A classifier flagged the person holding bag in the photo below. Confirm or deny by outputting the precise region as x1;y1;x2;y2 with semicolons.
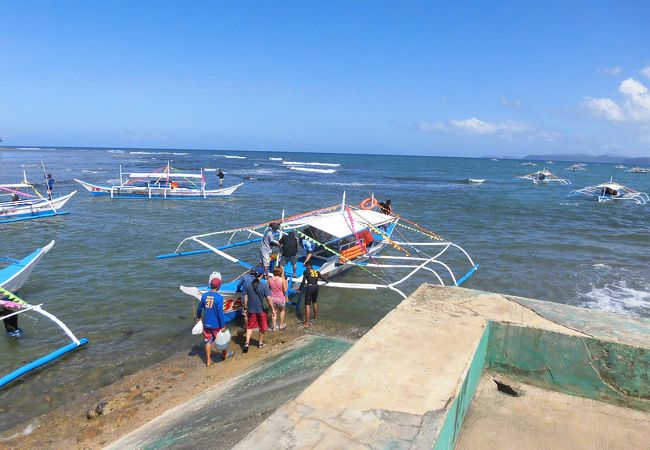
196;275;233;366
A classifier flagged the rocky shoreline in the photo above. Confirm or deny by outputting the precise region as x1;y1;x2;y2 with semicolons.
0;317;365;449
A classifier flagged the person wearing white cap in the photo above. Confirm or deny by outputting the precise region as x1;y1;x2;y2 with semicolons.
196;272;232;366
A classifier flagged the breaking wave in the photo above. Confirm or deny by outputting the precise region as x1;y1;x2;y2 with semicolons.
214;154;247;159
129;151;188;156
289;167;337;174
269;157;283;161
579;280;650;316
283;161;340;167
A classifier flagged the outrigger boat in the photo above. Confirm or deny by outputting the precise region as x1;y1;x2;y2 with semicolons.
1;244;88;388
75;163;243;199
157;195;479;323
0;241;55;293
0;172;76;224
624;167;649;174
566;163;586;172
568;178;649;204
515;168;571;185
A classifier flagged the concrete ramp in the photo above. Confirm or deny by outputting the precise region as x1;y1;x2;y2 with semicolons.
235;285;650;449
105;336;351;450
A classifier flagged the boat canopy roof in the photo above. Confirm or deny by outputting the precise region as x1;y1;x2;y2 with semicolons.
128;172;204;179
283;209;393;239
0;183;32;188
598;182;623;190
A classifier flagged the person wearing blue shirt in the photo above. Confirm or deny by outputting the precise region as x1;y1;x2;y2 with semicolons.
197;276;232;366
301;238;315;265
46;174;54;200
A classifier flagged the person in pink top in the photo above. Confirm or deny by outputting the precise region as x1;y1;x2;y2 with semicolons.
269;266;288;331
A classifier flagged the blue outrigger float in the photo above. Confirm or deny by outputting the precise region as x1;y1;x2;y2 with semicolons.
0;243;88;388
158;195;479;324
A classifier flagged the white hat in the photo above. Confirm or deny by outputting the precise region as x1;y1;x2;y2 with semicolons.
209;271;222;283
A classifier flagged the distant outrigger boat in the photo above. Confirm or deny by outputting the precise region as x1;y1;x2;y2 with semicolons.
0;172;76;224
624;167;649;174
515;168;571;185
0;244;88;388
565;163;586;172
75;163;243;199
568;178;649;204
158;195;479;323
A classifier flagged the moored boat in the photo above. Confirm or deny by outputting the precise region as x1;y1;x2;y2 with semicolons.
568;178;649;204
565;163;586;172
75;163;243;199
158;195;479;324
0;172;76;223
0;241;55;293
515;168;571;185
624;167;649;173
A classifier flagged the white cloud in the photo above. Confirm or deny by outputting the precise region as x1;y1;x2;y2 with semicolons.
602;66;623;76
583;97;624;121
640;66;650;79
584;77;650;123
450;117;499;134
418;117;559;141
619;78;650;120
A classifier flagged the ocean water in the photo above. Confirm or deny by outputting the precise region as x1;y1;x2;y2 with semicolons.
1;147;649;431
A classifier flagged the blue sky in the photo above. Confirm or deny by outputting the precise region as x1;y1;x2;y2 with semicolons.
1;1;649;156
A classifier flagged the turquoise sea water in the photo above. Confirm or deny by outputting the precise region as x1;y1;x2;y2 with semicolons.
1;147;649;431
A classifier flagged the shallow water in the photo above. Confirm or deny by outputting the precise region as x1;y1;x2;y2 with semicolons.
1;148;649;431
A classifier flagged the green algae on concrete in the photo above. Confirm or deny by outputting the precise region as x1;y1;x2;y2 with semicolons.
433;322;491;450
106;336;352;450
486;322;650;411
510;296;650;348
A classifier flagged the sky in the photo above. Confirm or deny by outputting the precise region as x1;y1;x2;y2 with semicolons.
1;1;649;157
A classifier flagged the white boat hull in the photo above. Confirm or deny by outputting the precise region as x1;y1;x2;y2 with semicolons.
75;179;242;199
0;192;76;223
0;241;55;293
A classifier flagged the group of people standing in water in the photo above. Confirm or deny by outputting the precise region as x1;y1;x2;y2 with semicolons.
194;199;393;367
194;222;327;366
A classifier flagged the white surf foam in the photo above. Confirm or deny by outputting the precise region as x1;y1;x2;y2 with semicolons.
316;181;375;187
129;151;188;156
269;157;283;161
107;150;125;154
214;154;247;159
282;161;341;167
580;280;650;316
289;167;337;174
82;169;101;174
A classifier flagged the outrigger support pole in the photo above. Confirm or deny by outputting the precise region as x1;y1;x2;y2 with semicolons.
0;287;88;389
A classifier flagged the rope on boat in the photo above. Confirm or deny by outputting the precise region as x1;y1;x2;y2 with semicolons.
393;216;444;241
292;228;391;285
0;185;39;199
348;206;411;256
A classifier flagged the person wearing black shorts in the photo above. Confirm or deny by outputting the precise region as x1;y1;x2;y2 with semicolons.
299;260;328;328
